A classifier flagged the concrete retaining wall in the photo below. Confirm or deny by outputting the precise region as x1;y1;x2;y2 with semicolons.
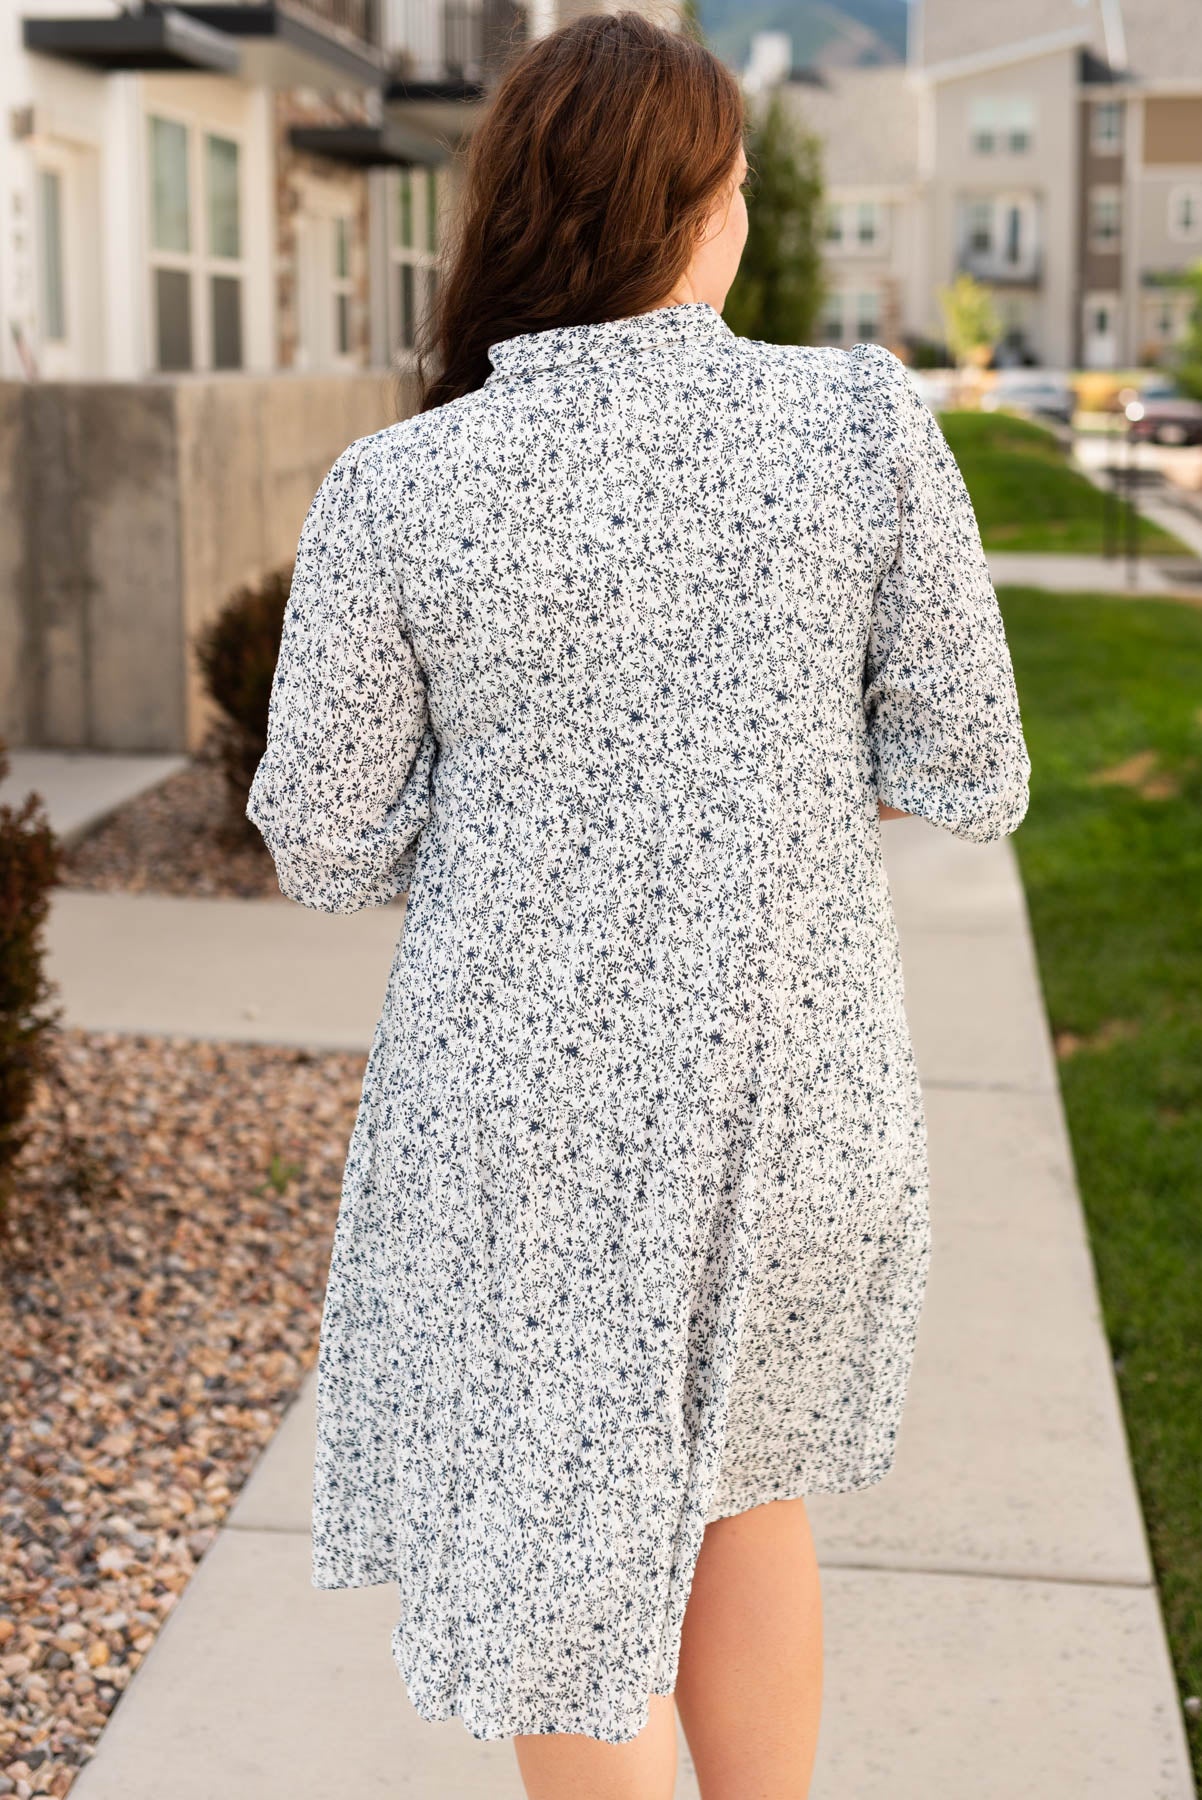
1;368;418;753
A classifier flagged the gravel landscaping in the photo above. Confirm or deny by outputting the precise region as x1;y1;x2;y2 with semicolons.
0;1027;364;1797
58;755;279;901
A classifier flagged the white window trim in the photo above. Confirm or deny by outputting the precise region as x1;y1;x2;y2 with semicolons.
144;103;247;374
294;173;359;373
1090;99;1124;155
853;289;881;340
819;290;845;344
968;94;1036;157
1168;182;1202;243
389;165;441;360
32;142;77;371
823;196;890;259
1087;184;1122;252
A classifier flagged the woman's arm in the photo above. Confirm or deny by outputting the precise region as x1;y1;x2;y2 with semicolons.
854;343;1031;843
878;801;909;820
246;435;436;913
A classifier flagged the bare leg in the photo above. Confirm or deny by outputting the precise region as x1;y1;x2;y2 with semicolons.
674;1497;823;1800
513;1692;678;1800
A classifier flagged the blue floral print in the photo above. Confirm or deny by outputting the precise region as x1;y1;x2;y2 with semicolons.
246;300;1031;1744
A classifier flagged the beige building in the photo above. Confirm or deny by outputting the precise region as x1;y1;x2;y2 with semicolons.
1;0;678;753
762;0;1202;369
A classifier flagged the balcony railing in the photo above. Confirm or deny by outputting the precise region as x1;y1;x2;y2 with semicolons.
307;0;381;44
443;0;525;80
957;248;1044;289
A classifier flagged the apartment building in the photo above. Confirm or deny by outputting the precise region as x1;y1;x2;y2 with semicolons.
0;0;533;382
0;0;678;754
764;0;1202;369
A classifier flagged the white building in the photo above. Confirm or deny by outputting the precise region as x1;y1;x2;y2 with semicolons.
759;0;1202;369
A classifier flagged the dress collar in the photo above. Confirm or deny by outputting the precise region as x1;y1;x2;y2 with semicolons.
486;300;734;378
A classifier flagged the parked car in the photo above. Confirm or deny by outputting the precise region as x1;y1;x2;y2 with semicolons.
1126;382;1202;446
981;373;1076;426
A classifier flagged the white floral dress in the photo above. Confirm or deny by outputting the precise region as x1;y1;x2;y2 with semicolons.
247;301;1031;1744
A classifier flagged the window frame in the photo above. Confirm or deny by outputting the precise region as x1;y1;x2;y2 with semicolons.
1168;183;1202;244
1090;99;1125;155
1088;184;1122;252
969;95;1035;157
145;105;247;374
389;164;442;360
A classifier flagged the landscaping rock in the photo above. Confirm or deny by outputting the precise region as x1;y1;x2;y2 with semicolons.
0;1028;362;1793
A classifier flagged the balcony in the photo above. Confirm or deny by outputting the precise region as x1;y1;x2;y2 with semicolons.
167;0;389;84
304;0;381;44
388;0;526;96
957;247;1044;289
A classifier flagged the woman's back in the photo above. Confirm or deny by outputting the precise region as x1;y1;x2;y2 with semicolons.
244;10;1031;1764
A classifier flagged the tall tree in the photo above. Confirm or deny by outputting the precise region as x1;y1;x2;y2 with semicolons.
723;90;826;347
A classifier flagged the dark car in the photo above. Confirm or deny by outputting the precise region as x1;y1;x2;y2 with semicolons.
1126;383;1202;446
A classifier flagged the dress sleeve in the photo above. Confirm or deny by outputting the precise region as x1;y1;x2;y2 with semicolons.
246;433;437;913
852;341;1031;844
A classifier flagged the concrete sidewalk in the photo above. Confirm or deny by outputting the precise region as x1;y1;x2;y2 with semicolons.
0;750;188;848
51;817;1193;1799
987;548;1201;596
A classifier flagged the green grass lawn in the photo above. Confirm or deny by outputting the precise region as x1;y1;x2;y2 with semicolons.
999;585;1202;1783
941;410;1192;557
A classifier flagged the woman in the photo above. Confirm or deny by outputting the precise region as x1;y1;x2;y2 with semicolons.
247;12;1031;1799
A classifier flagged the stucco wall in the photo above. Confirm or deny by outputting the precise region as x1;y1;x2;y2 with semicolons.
1;369;416;753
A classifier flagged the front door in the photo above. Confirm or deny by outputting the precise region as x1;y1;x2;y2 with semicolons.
1083;294;1121;369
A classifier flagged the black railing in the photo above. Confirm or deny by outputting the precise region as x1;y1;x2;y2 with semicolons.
286;0;382;47
443;0;525;79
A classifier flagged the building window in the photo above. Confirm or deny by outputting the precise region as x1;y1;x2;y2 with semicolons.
967;199;993;255
36;166;67;343
1088;186;1122;250
1168;184;1202;242
1004;204;1022;264
1091;99;1124;154
820;293;843;343
856;201;879;248
824;203;843;246
206;132;242;369
969;96;1034;156
148;112;244;373
333;214;353;357
390;165;441;356
854;290;880;342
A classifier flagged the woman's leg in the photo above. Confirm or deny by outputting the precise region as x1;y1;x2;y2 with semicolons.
674;1496;823;1800
513;1693;678;1800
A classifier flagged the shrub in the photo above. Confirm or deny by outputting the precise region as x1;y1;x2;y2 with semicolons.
0;737;63;1214
193;564;292;846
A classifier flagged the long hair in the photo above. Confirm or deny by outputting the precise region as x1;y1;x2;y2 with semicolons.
416;10;745;412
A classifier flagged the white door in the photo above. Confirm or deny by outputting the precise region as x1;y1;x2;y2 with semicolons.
32;141;99;377
294;185;355;372
295;213;330;371
1083;294;1121;369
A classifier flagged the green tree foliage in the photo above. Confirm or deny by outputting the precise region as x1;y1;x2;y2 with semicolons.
937;272;1001;369
677;0;704;41
1171;262;1202;400
723;91;826;347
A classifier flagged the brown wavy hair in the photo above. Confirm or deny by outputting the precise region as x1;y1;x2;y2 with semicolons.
416;9;745;412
